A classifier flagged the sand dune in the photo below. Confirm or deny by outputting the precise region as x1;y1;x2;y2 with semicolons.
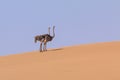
0;41;120;80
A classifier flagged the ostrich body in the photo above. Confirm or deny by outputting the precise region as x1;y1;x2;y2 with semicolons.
35;26;55;52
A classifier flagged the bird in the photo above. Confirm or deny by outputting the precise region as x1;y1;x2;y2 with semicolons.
34;26;55;52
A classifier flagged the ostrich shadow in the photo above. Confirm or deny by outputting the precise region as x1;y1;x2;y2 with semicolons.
48;48;63;51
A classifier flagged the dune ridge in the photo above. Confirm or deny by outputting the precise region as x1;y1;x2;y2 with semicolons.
0;41;120;80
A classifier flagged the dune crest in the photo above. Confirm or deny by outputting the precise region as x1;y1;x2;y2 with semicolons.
0;41;120;80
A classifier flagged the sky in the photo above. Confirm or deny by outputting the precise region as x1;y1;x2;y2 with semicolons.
0;0;120;55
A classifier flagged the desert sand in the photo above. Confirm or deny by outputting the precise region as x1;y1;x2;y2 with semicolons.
0;41;120;80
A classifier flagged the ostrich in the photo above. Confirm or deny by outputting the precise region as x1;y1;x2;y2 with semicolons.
34;26;55;52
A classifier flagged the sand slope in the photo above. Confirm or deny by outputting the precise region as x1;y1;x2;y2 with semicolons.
0;42;120;80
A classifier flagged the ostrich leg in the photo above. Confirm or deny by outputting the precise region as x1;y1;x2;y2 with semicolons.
44;42;47;51
40;42;43;52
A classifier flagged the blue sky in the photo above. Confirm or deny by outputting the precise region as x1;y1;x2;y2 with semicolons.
0;0;120;55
